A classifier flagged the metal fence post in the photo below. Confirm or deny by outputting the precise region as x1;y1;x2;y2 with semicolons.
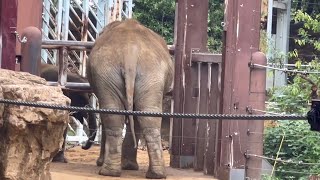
20;27;42;76
80;0;89;77
58;46;68;86
41;0;51;64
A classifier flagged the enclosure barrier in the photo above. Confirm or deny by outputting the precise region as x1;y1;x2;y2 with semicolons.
0;98;308;120
41;39;176;89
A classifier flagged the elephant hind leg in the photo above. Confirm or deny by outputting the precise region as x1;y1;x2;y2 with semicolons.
97;94;126;177
122;116;140;170
135;94;166;179
96;122;105;167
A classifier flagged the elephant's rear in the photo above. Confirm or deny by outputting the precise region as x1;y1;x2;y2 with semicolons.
87;19;173;96
86;19;173;179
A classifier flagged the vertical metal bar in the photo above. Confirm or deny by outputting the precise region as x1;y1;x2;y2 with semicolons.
169;2;179;153
173;2;178;47
62;0;70;41
80;0;89;77
204;63;219;175
266;0;275;90
58;46;67;86
171;1;183;168
56;0;63;40
194;62;205;171
106;0;113;24
118;0;123;21
112;0;117;21
169;98;174;152
59;0;70;83
127;0;133;18
41;0;51;64
52;0;63;65
97;0;107;32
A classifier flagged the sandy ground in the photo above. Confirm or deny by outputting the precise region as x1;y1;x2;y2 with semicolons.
50;145;216;180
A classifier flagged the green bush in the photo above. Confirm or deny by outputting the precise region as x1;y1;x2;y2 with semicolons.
133;0;224;52
264;8;320;180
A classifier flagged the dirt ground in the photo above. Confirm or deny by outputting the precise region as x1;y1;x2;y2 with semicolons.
50;145;216;180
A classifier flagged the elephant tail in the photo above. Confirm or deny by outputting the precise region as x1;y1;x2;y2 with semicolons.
123;45;138;149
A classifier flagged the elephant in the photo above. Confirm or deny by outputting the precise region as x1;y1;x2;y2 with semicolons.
87;19;174;179
39;63;98;162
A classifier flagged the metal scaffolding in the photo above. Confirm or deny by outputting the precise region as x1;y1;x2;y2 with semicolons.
41;0;133;76
40;0;133;145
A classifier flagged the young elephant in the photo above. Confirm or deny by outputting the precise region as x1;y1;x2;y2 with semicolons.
40;63;98;162
87;19;174;179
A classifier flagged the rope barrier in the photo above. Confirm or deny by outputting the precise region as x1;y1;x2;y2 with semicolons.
0;98;307;120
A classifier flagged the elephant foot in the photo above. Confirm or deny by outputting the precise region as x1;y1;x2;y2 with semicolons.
122;159;139;170
52;153;68;163
99;165;121;177
96;157;104;166
146;166;166;179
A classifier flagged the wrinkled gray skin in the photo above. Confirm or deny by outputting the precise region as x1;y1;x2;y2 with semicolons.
87;19;174;179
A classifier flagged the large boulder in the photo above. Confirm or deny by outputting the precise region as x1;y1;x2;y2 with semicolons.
0;69;70;180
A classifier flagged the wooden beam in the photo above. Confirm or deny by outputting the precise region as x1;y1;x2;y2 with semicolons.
273;1;286;10
191;53;222;64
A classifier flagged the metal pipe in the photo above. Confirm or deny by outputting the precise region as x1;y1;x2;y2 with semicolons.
42;39;94;47
118;0;123;21
47;81;92;90
62;0;70;41
128;0;133;18
41;40;176;55
58;47;68;86
80;0;89;77
56;0;63;40
41;0;51;63
42;44;90;50
20;27;42;76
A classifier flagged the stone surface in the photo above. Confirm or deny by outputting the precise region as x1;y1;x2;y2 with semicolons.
0;69;70;180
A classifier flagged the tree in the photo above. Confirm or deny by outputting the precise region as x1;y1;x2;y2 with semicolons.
133;0;224;52
133;0;176;44
264;7;320;179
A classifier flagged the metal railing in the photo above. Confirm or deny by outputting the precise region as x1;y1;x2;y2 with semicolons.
41;0;133;77
41;0;134;145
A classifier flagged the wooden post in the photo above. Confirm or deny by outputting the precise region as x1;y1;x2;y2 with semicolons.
171;0;210;169
216;0;266;179
0;0;18;70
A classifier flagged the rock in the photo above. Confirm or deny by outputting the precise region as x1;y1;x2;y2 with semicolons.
0;69;70;180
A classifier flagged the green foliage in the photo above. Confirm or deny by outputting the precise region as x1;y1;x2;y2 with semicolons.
133;0;176;44
207;0;224;53
133;0;224;52
267;59;320;115
264;6;320;180
293;10;320;52
264;120;320;179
